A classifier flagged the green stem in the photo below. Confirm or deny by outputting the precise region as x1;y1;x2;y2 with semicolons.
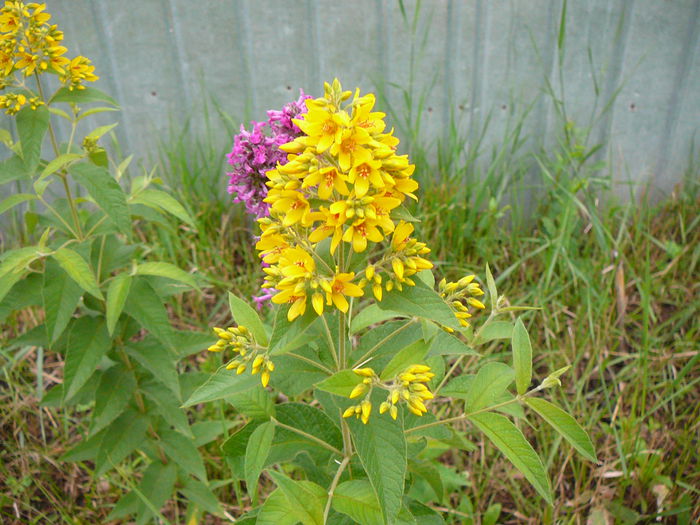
321;314;339;370
34;72;83;239
323;455;350;524
270;418;343;456
338;312;347;369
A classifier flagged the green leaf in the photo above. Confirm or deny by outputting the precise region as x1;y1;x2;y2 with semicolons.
0;193;37;215
348;413;407;524
274;403;343;452
16;104;49;175
268;305;319;355
0;271;23;306
105;273;131;335
135;262;199;291
469;412;552;504
160;429;207;481
485;263;498;311
350;303;406;334
0;246;39;279
257;488;309;525
107;461;176;523
408;460;444;501
123;277;173;350
70;162;131;236
39;153;83;180
378;281;460;330
130;188;195;227
268;471;326;525
512;318;533;395
314;369;363;397
179;478;223;516
333;480;384;525
380;338;430;380
85;122;118;141
125;337;181;399
89;363;136;435
0;155;27;184
140;379;193;438
475;320;513;343
228;384;275;419
525;397;597;462
52;247;104;300
428;330;478;356
95;408;149;476
182;367;259;407
464;362;514;412
245;421;275;492
63;317;111;400
228;292;268;346
42;258;83;343
50;86;119;106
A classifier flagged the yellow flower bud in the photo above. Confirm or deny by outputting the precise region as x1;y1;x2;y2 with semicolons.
390;405;398;420
458;275;475;287
365;265;375;280
467;297;486;309
342;406;356;418
261;370;270;387
391;390;400;405
379;402;390;414
353;367;375;377
361;400;372;424
349;383;368;399
236;364;246;375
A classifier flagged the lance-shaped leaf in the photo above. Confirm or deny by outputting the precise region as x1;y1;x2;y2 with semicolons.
42;258;83;343
314;369;363;397
469;412;552;504
16;104;49;175
52;247;104;300
350;303;406;334
123;277;173;350
0;193;37;215
267;471;326;525
348;413;407;524
70;162;131;236
512;318;533;395
229;292;268;346
135;262;199;291
106;461;177;523
380;338;430;380
63;317;111;401
50;85;119;106
332;480;384;525
428;329;479;356
130;188;195;227
378;281;460;330
525;397;597;462
95;408;149;476
183;367;259;407
245;421;275;493
89;363;136;436
125;337;181;399
160;429;207;481
105;273;131;335
485;263;498;311
268;305;318;355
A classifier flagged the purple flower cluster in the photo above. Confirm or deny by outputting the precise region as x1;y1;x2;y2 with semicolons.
226;90;311;308
225;90;311;218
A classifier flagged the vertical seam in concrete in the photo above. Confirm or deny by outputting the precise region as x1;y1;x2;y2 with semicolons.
596;0;634;156
444;0;458;141
654;0;700;181
306;0;322;89
375;0;392;104
469;0;487;144
233;0;256;120
163;0;190;110
91;2;133;155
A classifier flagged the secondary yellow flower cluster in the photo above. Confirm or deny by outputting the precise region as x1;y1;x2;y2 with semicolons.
438;275;486;329
343;365;435;424
208;325;274;387
0;2;98;113
257;79;433;321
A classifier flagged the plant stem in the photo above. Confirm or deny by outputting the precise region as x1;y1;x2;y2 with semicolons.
338;312;347;369
323;455;350;524
270;418;343;456
34;72;84;239
321;314;339;370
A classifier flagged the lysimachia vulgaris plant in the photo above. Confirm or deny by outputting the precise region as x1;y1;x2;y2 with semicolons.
1;3;219;523
192;79;597;523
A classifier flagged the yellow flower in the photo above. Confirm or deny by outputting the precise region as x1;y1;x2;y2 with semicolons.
303;166;349;200
342;218;383;253
330;126;372;172
267;189;310;226
322;272;364;313
347;158;383;198
391;221;414;251
294;106;346;153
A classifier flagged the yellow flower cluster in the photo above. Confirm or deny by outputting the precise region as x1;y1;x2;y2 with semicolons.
257;79;433;321
0;2;97;113
342;365;435;424
207;325;274;387
438;275;486;329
